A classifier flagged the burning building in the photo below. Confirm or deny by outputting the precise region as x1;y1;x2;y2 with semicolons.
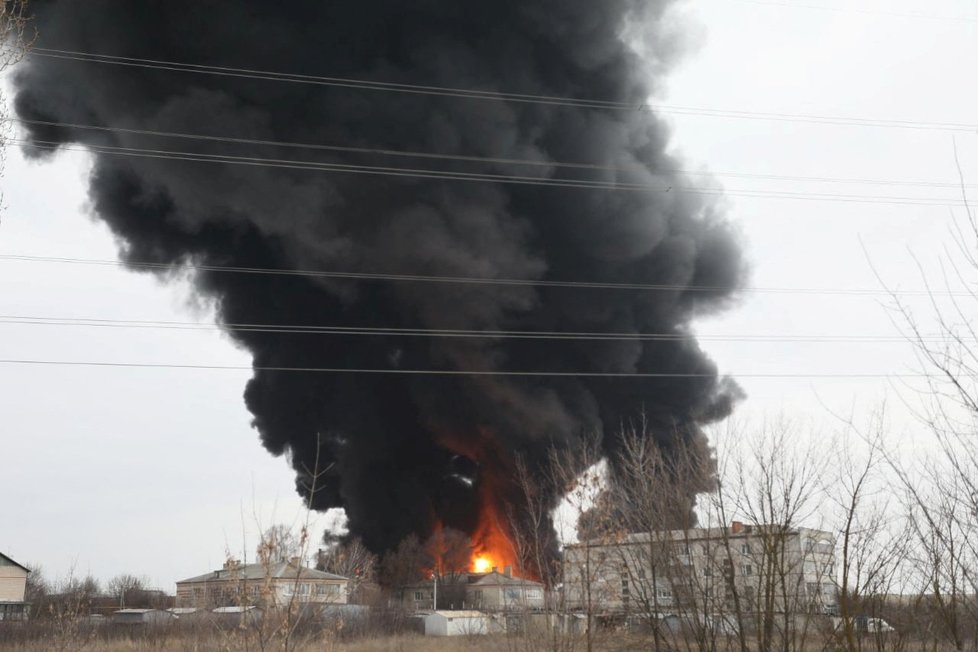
13;1;745;578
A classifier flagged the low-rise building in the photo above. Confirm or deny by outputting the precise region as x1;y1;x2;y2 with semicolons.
424;610;501;636
175;559;348;608
563;522;837;618
111;609;176;626
0;552;30;622
402;567;546;612
467;569;545;611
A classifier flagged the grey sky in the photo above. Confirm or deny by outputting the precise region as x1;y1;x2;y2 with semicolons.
1;0;976;592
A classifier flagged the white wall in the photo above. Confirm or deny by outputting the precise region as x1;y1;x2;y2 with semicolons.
0;566;27;602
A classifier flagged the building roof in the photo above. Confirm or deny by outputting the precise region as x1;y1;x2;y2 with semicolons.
566;524;834;549
177;561;348;584
0;552;30;573
469;571;543;588
429;610;487;619
214;606;261;614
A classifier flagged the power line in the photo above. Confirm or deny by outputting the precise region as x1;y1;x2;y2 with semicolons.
12;117;977;191
720;0;978;22
24;46;978;133
2;253;973;297
11;138;969;208
0;357;952;378
0;314;959;343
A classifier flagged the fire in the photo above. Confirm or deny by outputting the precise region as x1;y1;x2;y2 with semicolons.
473;555;492;573
436;428;538;580
467;472;528;576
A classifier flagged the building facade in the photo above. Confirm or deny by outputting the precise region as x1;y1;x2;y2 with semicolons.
467;570;546;611
423;610;500;636
175;559;348;608
0;552;30;622
403;567;546;612
563;522;837;618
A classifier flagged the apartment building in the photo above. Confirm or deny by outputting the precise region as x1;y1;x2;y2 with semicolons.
175;559;348;608
402;567;546;612
563;522;837;617
0;552;30;621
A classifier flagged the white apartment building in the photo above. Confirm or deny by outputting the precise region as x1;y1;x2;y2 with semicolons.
176;559;348;608
0;552;30;621
563;522;837;617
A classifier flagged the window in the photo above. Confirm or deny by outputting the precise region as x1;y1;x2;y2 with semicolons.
637;569;646;580
807;582;820;597
741;543;751;555
657;585;672;599
621;579;630;596
473;590;483;601
741;564;753;576
414;591;423;601
704;567;713;577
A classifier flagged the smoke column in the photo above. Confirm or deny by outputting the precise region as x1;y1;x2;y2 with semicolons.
14;1;745;570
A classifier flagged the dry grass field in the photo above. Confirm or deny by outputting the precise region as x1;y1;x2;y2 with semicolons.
0;632;559;652
0;629;649;652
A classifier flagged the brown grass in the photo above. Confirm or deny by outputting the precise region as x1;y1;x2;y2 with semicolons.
0;631;510;652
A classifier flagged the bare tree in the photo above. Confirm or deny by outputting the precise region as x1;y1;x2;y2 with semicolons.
709;418;829;652
258;524;305;564
0;0;35;217
820;413;909;652
106;573;150;608
23;563;48;607
876;148;978;651
317;537;377;601
612;419;707;652
379;533;432;597
547;431;613;652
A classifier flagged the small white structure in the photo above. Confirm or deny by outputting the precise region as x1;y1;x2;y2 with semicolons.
112;609;175;625
424;610;496;636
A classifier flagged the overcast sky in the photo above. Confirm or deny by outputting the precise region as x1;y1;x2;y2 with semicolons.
2;0;977;592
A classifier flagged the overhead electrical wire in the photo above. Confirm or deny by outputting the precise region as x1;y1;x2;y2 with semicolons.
4;48;970;383
2;253;974;297
720;0;978;22
0;357;956;379
9;138;969;208
23;46;978;133
0;314;961;344
10;116;977;191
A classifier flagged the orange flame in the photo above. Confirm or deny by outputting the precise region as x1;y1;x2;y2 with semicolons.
435;428;536;580
472;555;492;574
468;487;520;574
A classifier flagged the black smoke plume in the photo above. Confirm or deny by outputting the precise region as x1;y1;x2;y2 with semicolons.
14;1;745;573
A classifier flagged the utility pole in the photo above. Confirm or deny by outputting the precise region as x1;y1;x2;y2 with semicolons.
433;571;438;610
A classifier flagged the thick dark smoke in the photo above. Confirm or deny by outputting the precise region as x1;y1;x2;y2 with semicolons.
14;1;745;568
